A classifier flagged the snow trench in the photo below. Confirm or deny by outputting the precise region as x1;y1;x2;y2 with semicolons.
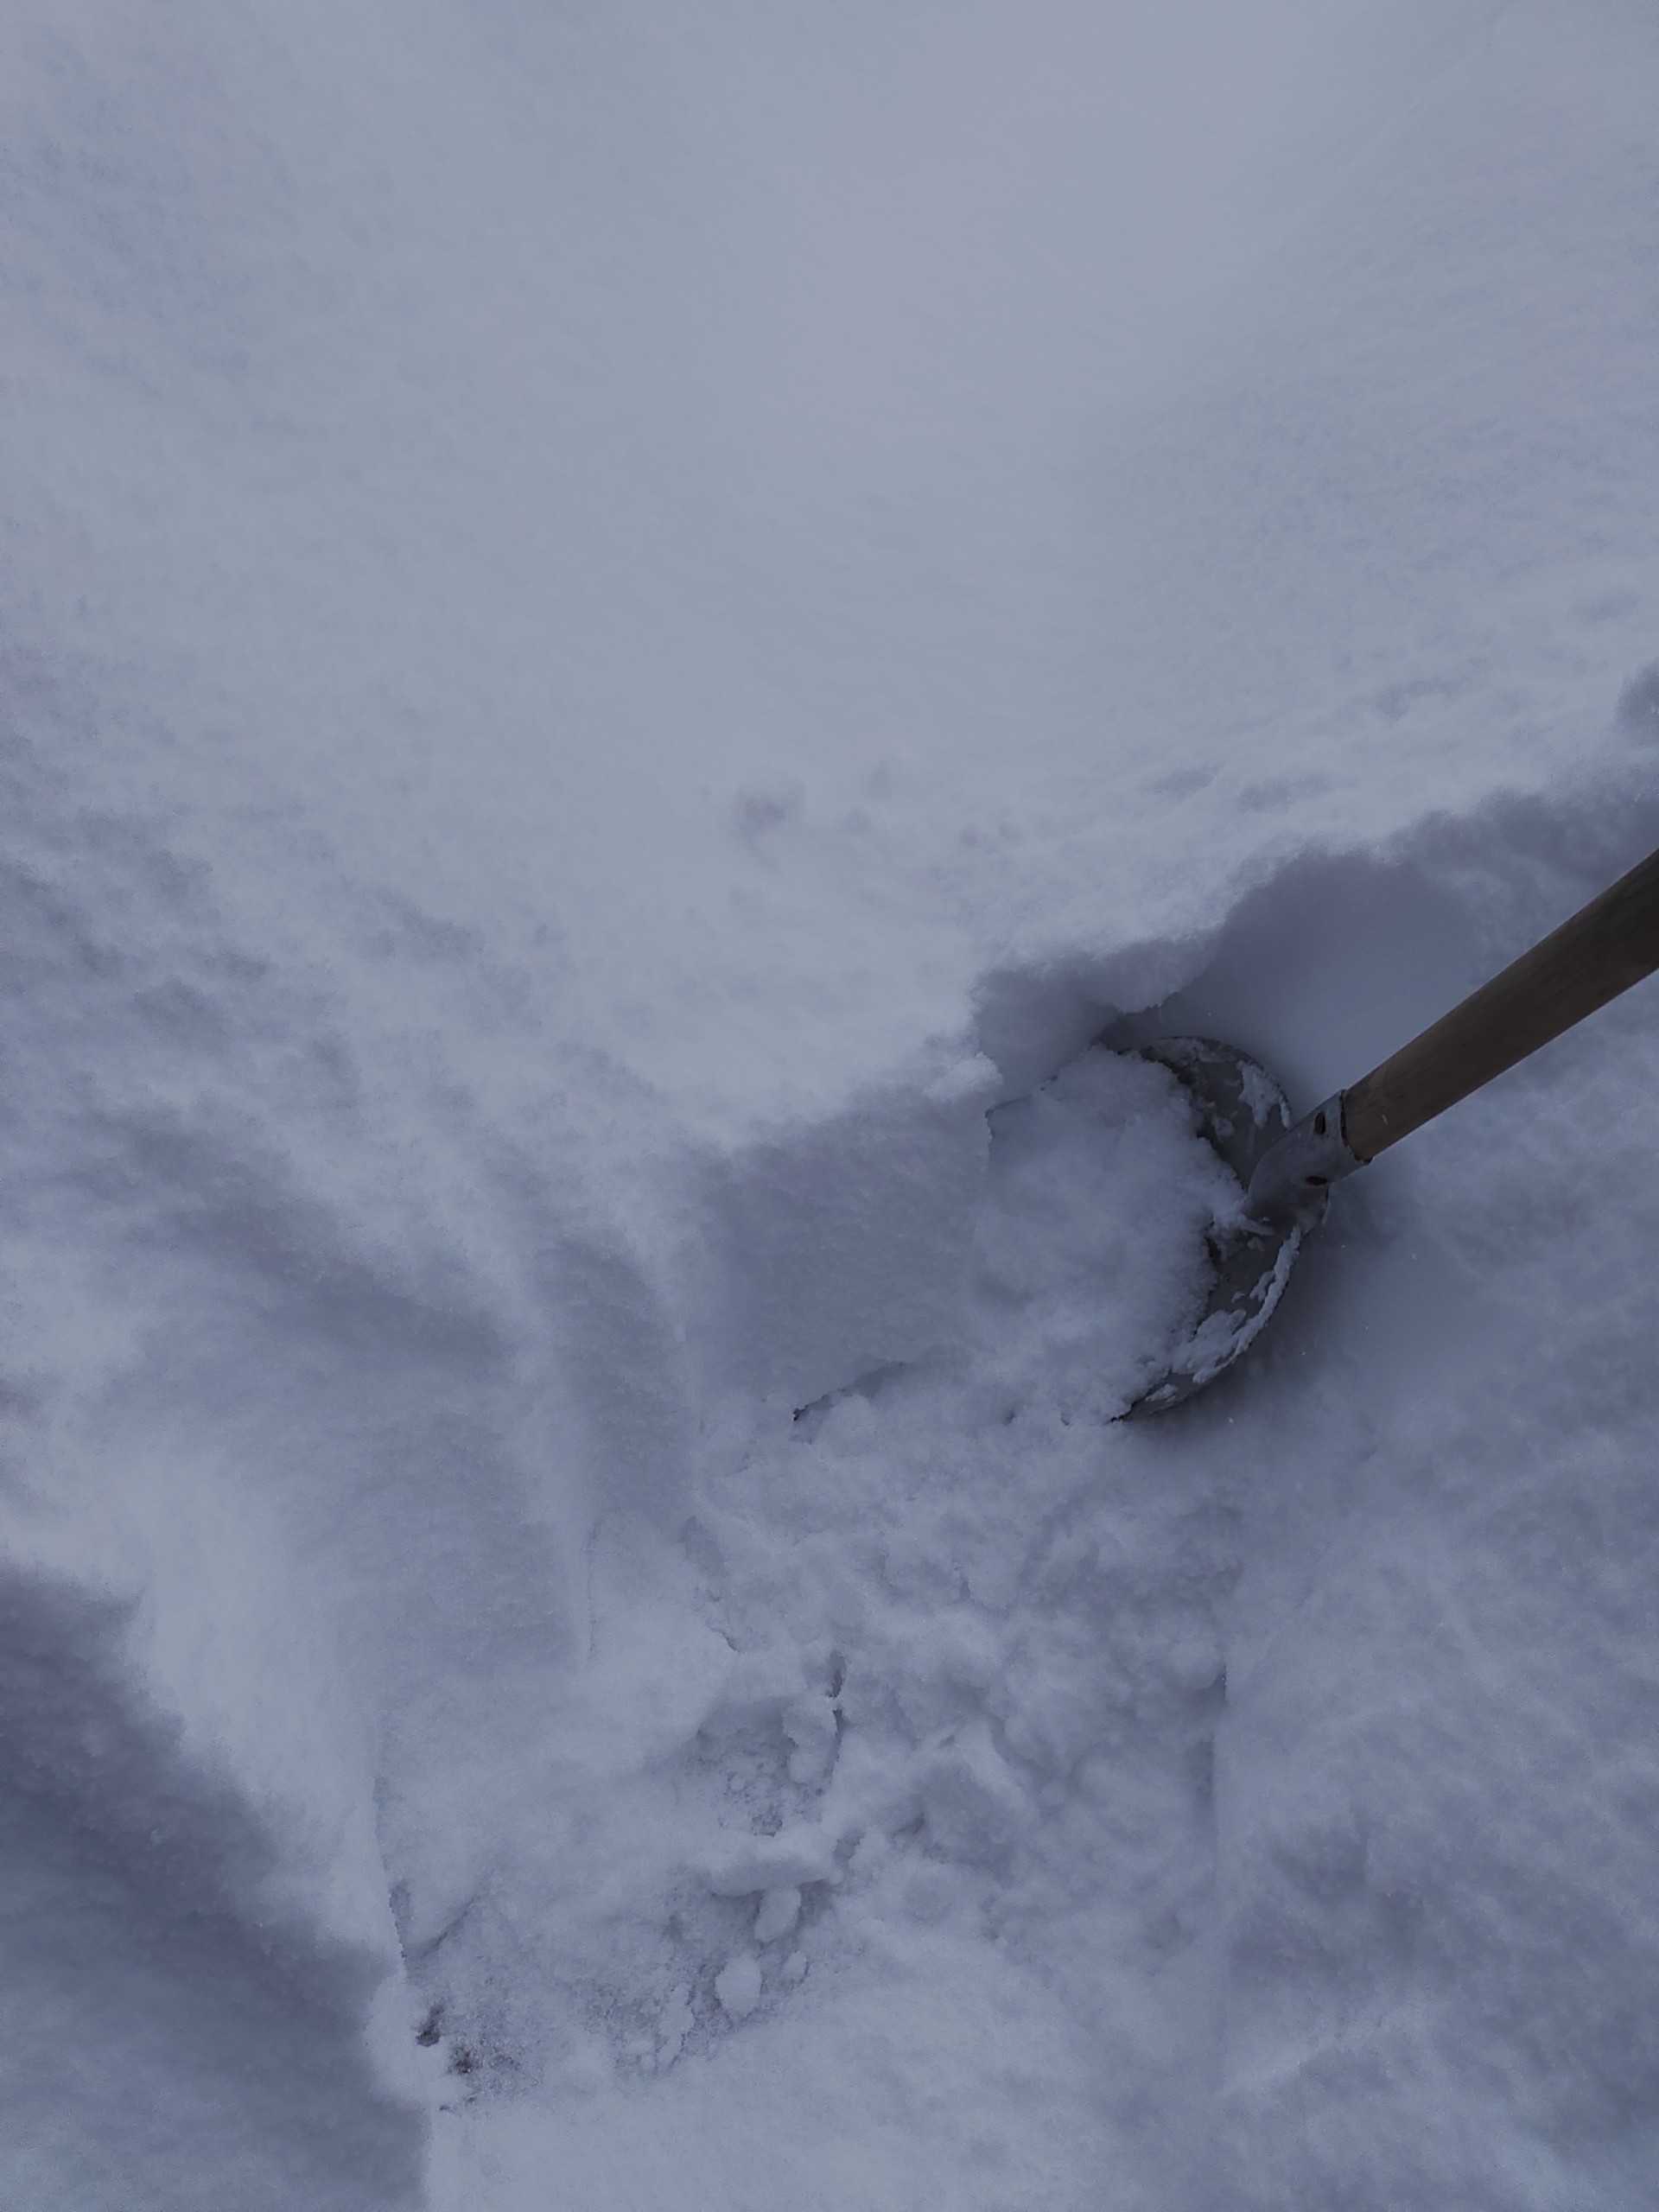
10;728;1659;2209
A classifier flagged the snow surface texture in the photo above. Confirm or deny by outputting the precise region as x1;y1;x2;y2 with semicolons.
5;2;1659;2206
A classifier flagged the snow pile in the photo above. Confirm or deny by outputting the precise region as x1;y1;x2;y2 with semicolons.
416;1051;1238;2209
4;0;1659;2207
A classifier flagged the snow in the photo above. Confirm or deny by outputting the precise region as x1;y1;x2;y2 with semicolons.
5;0;1659;2206
712;1955;763;2024
753;1887;802;1945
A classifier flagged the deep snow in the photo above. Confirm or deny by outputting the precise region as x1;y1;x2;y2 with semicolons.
4;2;1659;2207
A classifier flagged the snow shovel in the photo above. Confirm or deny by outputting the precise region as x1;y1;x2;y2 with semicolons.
1126;842;1659;1414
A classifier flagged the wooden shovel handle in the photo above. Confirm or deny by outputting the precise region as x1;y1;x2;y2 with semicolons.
1344;843;1659;1161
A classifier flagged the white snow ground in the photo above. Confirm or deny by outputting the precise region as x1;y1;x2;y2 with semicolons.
4;2;1659;2206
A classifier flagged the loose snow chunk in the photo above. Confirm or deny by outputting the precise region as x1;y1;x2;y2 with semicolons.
701;1821;836;1897
714;1955;763;2020
754;1885;803;1943
970;1047;1243;1417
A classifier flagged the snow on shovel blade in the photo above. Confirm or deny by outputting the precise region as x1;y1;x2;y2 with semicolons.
1122;1037;1321;1416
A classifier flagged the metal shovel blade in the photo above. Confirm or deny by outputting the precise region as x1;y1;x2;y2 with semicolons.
1123;1038;1321;1417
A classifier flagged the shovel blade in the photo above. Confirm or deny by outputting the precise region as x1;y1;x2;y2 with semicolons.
1123;1038;1318;1416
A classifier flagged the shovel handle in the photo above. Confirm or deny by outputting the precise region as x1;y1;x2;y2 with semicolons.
1343;842;1659;1160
